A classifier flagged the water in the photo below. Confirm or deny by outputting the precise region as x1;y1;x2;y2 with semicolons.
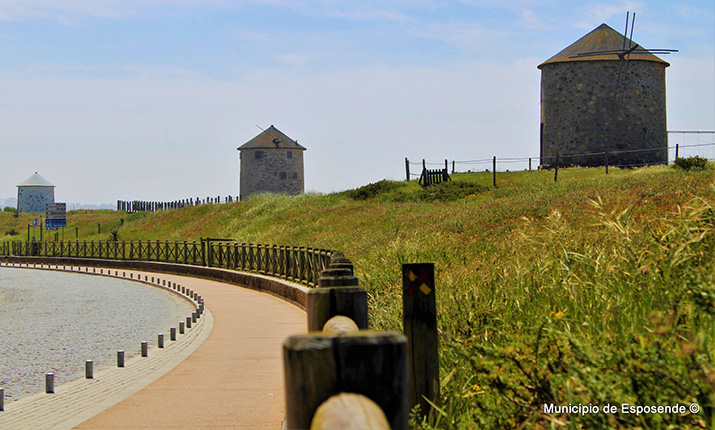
0;268;194;402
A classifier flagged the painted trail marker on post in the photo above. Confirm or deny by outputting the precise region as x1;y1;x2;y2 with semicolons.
402;263;439;419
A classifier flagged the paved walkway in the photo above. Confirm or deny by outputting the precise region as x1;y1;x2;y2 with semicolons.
0;265;307;429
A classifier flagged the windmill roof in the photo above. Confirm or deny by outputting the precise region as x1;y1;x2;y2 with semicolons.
538;23;669;68
237;125;306;151
17;172;55;187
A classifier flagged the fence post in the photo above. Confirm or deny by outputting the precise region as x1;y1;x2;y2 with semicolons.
405;158;410;181
554;153;559;182
492;156;497;188
529;157;532;171
402;263;439;420
605;151;609;174
284;332;408;430
675;143;679;161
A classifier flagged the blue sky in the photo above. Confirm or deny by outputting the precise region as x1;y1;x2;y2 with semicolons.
1;0;713;205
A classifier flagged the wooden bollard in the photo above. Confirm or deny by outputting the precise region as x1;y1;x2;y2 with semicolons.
141;341;148;357
192;312;197;323
45;373;55;394
117;350;125;367
402;263;440;419
186;316;192;329
170;327;177;341
158;334;165;348
327;252;354;274
307;268;366;331
179;321;185;334
0;387;4;411
307;287;367;332
317;268;358;288
283;332;408;430
86;360;94;379
312;393;390;430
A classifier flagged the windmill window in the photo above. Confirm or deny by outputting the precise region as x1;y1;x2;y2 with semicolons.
292;172;298;179
280;172;287;180
287;151;293;159
255;151;263;160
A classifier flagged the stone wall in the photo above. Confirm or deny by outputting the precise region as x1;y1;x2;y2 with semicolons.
17;186;55;213
540;60;668;167
239;148;304;200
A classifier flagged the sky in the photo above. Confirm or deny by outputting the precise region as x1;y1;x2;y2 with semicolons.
1;0;714;206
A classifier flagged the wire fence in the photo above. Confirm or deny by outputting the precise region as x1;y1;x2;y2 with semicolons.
406;140;715;179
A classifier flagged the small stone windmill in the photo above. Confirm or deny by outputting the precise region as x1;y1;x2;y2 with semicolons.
237;125;306;200
538;13;677;168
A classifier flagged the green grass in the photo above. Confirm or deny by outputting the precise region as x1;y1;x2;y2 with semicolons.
2;164;714;428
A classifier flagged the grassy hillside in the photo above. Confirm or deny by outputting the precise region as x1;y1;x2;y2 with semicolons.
2;164;714;428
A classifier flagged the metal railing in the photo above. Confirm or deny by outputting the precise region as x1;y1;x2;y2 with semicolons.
1;240;333;287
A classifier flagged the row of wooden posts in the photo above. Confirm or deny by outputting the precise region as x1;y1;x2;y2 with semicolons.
283;253;439;429
116;195;238;213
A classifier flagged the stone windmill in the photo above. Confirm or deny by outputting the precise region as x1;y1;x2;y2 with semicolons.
538;13;677;168
237;125;306;200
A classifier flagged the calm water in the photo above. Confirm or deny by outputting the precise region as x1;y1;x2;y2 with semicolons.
0;268;194;402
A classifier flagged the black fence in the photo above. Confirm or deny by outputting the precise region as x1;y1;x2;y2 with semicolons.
406;142;715;180
1;240;333;287
117;196;238;213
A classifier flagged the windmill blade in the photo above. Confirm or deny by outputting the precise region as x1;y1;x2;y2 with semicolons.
622;11;630;51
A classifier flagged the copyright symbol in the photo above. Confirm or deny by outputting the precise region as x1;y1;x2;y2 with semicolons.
690;403;700;414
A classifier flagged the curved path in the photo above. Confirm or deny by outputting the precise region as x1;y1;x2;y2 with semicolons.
0;266;306;429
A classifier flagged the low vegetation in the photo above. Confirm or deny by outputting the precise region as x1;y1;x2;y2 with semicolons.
1;164;714;428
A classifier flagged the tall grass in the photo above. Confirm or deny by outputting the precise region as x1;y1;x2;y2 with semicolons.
1;165;713;428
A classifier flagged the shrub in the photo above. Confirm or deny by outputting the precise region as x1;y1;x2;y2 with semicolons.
3;206;16;212
5;229;19;236
347;180;402;200
673;156;709;171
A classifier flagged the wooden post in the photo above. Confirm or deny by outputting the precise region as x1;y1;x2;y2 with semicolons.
405;158;410;181
554;153;559;182
284;332;408;430
452;160;455;174
402;263;439;419
492;156;497;188
605;151;609;174
307;268;367;331
675;143;679;161
529;157;532;171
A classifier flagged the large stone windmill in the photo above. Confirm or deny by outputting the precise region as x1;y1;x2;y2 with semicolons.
538;14;676;168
